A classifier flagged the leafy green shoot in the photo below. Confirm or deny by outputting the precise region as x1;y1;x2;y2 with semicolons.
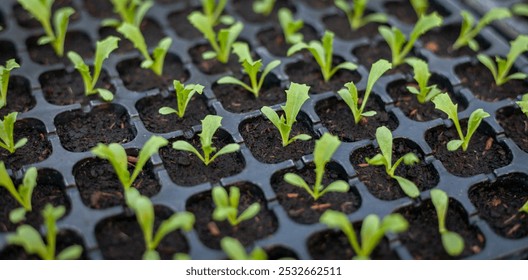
477;35;528;86
0;59;20;109
261;83;312;147
220;237;267;260
117;23;173;76
201;0;234;26
212;186;261;226
520;200;528;213
432;93;490;152
102;0;153;27
217;42;281;97
430;189;465;256
334;0;388;30
172;115;240;166
125;188;195;260
284;133;349;200
278;8;304;45
365;126;420;198
379;12;443;66
7;204;83;260
320;210;408;260
0;112;27;154
67;36;120;102
453;8;512;51
159;81;204;118
405;58;442;103
513;3;528;17
91;135;168;191
253;0;276;16
517;94;528;118
410;0;429;17
0;162;37;223
287;31;357;82
338;59;392;124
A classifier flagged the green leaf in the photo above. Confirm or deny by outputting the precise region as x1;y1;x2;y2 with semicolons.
52;7;75;57
213;207;236;222
152;211;195;248
513;4;528;17
365;153;386;166
0;162;24;208
320;180;350;196
117;23;152;66
7;225;48;259
261;106;281;130
143;249;160;260
158;107;178;115
199;115;222;157
360;214;380;257
130;136;168;187
171;81;204;118
447;140;464;151
380;213;409;233
442;231;465;256
393;176;420;198
96;88;114;101
212;186;229;208
431;189;448;231
0;59;20;108
93;36;120;87
9;208;27;224
517;94;528;117
432;93;459;122
410;0;429;17
463;109;490;151
237;203;261;223
284;173;311;191
172;140;205;163
376;126;393;170
216;22;244;63
92;142;131;189
278;8;304;44
221;237;249;260
477;54;498;82
19;167;37;210
253;0;275;16
151;37;172;75
217;76;253;92
56;245;83;260
283;83;310;130
0;112;25;154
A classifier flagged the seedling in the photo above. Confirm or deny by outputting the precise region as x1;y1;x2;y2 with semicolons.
253;0;276;16
517;94;528;118
0;59;20;109
405;58;442;103
212;186;261;226
320;210;408;260
220;237;267;260
0;112;27;154
453;8;511;51
365;126;420;198
520;200;528;213
513;4;528;17
334;0;387;30
67;36;120;102
287;31;358;82
0;162;37;223
18;0;75;57
432;93;490;152
278;8;304;45
379;12;443;66
102;0;153;27
410;0;428;17
125;188;195;260
260;83;312;146
7;204;83;260
172;115;240;166
430;189;465;256
477;35;528;86
217;42;281;97
284;133;350;200
158;81;205;118
117;22;173;76
200;0;234;26
338;59;392;124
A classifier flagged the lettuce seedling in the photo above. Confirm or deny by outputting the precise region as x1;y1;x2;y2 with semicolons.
159;81;205;118
379;12;443;66
320;210;408;260
0;162;37;223
7;204;83;260
125;188;195;260
453;8;511;51
253;0;276;16
513;3;528;17
0;112;27;154
432;93;490;152
410;0;428;17
278;8;304;45
477;35;528;86
405;58;442;103
520;200;528;213
430;189;465;256
117;23;172;76
284;133;349;200
67;36;120;102
212;186;261;226
287;31;358;82
366;126;420;198
220;236;267;260
261;83;312;147
517;94;528;118
217;42;281;97
18;0;75;57
0;59;20;109
338;59;392;124
172;115;240;166
200;0;234;26
334;0;388;30
102;0;153;27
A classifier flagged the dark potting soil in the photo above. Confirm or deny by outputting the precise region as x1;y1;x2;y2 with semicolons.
301;0;333;9
353;42;412;75
189;44;241;75
168;7;202;40
270;162;361;224
54;104;136;153
95;206;189;260
266;246;299;260
232;0;296;23
420;24;488;58
384;0;450;25
350;139;439;201
13;0;79;29
323;15;383;41
99;18;166;54
0;76;35;117
396;199;485;260
469;174;528;239
83;0;115;19
257;24;318;57
27;31;94;65
186;183;278;249
496;106;528;153
0;40;20;65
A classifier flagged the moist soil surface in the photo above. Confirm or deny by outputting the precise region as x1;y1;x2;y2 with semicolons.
232;0;295;23
384;0;450;25
27;31;93;65
257;25;318;57
189;44;241;75
302;0;333;8
83;0;115;18
353;42;412;75
496;107;528;153
420;24;486;58
99;18;166;54
0;41;19;65
168;7;201;40
0;76;35;117
323;15;383;41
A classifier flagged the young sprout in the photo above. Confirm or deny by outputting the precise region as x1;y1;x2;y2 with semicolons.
260;83;312;147
379;12;443;66
517;94;528;118
200;0;234;26
405;58;442;104
334;0;388;30
338;59;392;124
432;93;490;152
320;210;408;260
477;35;528;86
430;189;465;256
0;112;27;154
287;31;358;82
17;0;75;57
520;200;528;213
0;162;37;223
7;204;83;260
117;23;173;76
158;80;205;118
284;133;350;200
172;115;240;166
125;188;195;260
220;236;267;260
513;3;528;17
0;59;20;109
212;186;261;226
253;0;276;16
453;8;512;51
410;0;428;17
67;36;120;102
278;8;304;45
217;42;281;97
365;126;420;198
102;0;153;27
